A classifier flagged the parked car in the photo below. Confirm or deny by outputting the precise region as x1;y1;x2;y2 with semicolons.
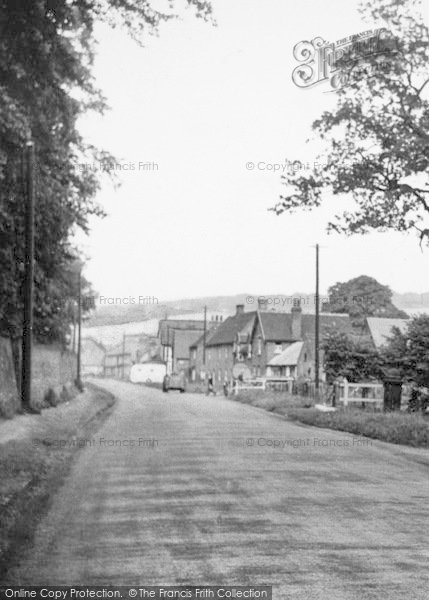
163;372;186;393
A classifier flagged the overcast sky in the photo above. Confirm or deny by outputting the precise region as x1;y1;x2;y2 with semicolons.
75;0;429;301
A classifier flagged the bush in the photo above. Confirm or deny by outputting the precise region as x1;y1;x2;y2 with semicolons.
234;389;314;411
59;385;71;403
44;388;58;407
232;388;429;447
287;407;429;447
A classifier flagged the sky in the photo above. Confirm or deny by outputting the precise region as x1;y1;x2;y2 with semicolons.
75;0;429;302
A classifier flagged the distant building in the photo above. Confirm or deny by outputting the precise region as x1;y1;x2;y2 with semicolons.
104;333;160;379
158;319;206;373
81;337;105;376
190;300;353;386
365;317;409;349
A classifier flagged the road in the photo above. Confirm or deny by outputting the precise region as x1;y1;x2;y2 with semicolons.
5;380;429;599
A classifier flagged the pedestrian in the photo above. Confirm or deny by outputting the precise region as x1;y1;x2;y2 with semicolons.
207;375;216;396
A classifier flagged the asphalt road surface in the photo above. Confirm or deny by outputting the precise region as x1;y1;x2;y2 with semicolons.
5;380;429;599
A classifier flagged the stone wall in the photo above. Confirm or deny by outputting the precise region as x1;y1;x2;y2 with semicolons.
0;338;20;417
0;337;77;417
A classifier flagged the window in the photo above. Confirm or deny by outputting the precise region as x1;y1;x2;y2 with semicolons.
257;336;262;356
192;349;197;360
274;343;282;354
208;350;211;360
225;347;228;358
218;347;222;358
304;353;307;362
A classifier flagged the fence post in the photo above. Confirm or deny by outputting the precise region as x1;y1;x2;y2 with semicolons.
343;378;349;407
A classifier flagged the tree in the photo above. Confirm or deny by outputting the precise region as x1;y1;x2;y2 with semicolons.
382;314;429;385
323;330;384;382
322;275;408;327
273;0;429;245
0;0;212;381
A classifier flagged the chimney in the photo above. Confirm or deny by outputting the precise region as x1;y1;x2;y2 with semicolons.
258;297;269;311
236;304;245;315
291;299;302;339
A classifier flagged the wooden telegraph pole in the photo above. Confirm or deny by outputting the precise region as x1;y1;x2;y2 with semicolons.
315;243;320;400
203;305;207;365
22;140;35;412
122;332;126;379
76;267;83;390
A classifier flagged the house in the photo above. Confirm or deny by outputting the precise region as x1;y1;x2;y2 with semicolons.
190;300;353;386
171;328;207;374
266;341;305;379
158;319;206;373
103;350;131;379
366;317;409;350
189;327;219;382
81;337;105;376
104;333;160;379
158;315;225;374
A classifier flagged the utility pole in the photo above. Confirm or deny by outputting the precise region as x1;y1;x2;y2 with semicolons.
122;332;126;379
22;140;35;411
203;305;207;365
76;267;83;391
315;243;320;399
171;328;175;373
167;325;170;374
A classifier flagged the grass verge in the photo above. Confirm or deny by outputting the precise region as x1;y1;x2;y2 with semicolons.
0;383;115;581
233;390;429;447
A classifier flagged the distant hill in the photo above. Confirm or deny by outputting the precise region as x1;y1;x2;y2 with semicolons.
392;292;429;309
83;291;429;329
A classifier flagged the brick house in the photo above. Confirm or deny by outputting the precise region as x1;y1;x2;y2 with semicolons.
189;301;352;386
189;325;229;382
172;329;207;374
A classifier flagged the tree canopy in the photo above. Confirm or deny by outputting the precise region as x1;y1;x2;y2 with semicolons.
322;275;408;327
382;314;429;385
0;0;212;347
323;330;384;382
273;0;429;245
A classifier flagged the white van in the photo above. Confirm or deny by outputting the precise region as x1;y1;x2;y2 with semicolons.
130;362;167;384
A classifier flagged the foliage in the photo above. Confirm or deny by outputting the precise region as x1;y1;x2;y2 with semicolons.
273;0;429;245
322;275;408;327
382;314;429;385
0;0;212;348
287;407;429;447
322;330;384;382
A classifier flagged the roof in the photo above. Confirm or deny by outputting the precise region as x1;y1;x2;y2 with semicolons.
158;319;205;345
267;342;304;366
189;327;218;349
366;317;409;349
260;311;352;342
301;313;353;339
173;329;204;359
205;310;352;346
81;337;105;351
206;312;256;346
